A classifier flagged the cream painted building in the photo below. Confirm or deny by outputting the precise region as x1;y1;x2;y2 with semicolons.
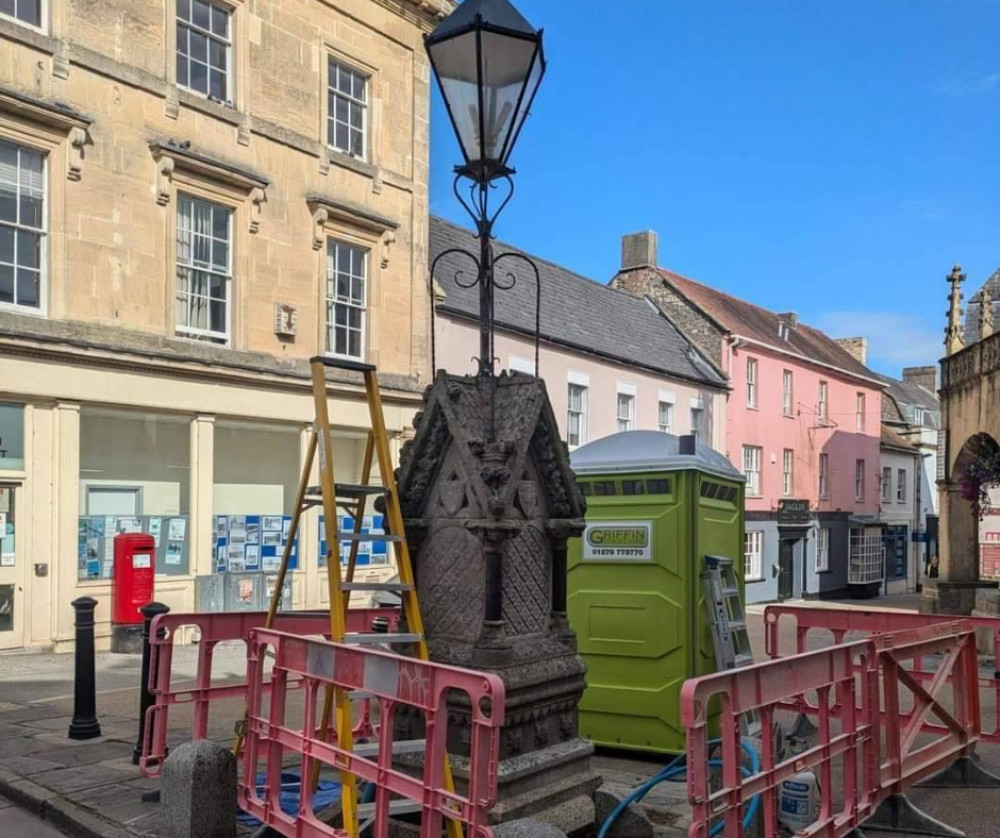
0;0;452;650
430;217;729;451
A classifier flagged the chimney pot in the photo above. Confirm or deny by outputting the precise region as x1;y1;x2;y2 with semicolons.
621;231;658;270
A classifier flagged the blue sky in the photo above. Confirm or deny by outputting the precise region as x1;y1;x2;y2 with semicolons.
428;0;1000;376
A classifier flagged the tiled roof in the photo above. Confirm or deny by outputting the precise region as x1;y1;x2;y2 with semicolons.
881;424;918;452
430;217;727;388
656;269;877;382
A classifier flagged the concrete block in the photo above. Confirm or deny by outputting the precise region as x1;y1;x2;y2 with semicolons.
161;740;236;838
494;818;568;838
971;610;996;655
594;784;654;838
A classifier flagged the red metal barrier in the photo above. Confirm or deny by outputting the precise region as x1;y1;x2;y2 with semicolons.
139;608;398;777
763;604;1000;743
239;627;505;838
682;622;984;838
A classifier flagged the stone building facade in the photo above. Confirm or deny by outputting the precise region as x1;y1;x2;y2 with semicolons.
0;0;451;650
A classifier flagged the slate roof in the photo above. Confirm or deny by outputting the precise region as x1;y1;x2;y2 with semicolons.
430;217;727;388
875;373;939;429
656;269;878;382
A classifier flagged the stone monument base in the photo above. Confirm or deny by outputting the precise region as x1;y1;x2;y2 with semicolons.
918;579;998;615
448;739;599;835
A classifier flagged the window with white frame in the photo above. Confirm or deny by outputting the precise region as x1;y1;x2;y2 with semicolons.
176;195;231;342
782;370;793;416
176;0;232;102
897;468;907;502
881;466;892;501
566;383;588;448
616;392;635;432
818;453;829;497
742;445;762;496
0;0;41;27
328;59;368;159
818;380;828;424
849;526;884;584
690;406;704;442
744;531;763;580
658;400;674;433
0;140;45;311
782;449;794;496
746;357;758;408
816;527;830;572
508;355;534;374
856;392;866;432
325;239;367;359
855;458;865;500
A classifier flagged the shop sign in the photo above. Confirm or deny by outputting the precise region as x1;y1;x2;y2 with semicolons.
583;521;653;561
777;498;810;524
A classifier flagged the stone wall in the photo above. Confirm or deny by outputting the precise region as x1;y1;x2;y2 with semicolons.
613;267;726;368
0;0;451;379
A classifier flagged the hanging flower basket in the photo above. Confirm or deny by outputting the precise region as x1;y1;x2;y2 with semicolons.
958;438;1000;520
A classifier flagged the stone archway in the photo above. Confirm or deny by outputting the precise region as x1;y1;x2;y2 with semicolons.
943;433;1000;585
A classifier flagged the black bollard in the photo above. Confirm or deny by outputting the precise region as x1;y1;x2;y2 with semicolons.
133;601;170;765
68;597;102;740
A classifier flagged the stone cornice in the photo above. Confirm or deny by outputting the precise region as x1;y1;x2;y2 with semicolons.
0;314;424;403
0;85;92;130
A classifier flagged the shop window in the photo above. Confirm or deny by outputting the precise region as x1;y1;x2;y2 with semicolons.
78;409;190;579
0;402;24;470
848;527;883;584
213;421;300;574
744;531;763;580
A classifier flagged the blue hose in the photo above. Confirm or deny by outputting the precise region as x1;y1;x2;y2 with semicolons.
596;739;761;838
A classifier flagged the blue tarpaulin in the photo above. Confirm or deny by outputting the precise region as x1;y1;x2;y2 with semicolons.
237;771;342;827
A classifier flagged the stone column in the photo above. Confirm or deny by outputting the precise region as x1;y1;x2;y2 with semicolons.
189;416;215;578
55;402;81;646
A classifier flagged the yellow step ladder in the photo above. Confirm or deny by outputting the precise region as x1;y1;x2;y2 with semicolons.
235;356;461;838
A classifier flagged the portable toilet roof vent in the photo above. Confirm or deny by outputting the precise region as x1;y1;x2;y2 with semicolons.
571;430;743;482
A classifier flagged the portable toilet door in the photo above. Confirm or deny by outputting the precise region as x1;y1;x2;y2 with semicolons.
567;430;745;755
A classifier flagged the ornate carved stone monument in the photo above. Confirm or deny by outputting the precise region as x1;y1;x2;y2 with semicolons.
396;371;600;831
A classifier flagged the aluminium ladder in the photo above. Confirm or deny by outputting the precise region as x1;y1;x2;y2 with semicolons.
701;555;761;736
233;356;462;838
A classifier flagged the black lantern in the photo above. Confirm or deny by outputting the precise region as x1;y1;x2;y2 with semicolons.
425;0;545;183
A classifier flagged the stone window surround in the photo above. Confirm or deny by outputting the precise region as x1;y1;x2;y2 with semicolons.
151;142;268;351
0;13;415;192
0;0;46;35
320;44;382;182
164;0;250;144
308;195;398;367
0;89;92;319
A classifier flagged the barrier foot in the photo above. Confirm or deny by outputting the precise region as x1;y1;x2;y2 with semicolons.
864;793;963;837
140;789;160;804
788;712;818;739
917;756;1000;789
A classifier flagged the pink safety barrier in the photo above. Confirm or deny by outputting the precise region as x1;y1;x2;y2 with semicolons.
763;604;1000;743
239;627;505;838
682;621;983;838
139;608;399;777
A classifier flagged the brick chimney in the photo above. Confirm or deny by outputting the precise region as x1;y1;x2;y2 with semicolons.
835;336;867;365
902;365;937;392
621;231;658;270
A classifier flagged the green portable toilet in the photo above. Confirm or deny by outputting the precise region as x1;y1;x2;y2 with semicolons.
568;430;745;755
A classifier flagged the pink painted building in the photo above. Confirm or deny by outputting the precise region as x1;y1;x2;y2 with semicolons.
614;231;885;602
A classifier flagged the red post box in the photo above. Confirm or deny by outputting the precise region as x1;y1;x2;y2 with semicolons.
112;533;155;626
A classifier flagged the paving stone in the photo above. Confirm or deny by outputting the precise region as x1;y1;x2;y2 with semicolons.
0;755;65;775
0;723;34;740
28;764;136;794
0;706;75;724
22;739;134;767
18;717;76;732
0;795;12;809
71;778;161;826
0;737;48;760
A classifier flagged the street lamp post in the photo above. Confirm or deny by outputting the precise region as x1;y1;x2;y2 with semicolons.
426;0;546;399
